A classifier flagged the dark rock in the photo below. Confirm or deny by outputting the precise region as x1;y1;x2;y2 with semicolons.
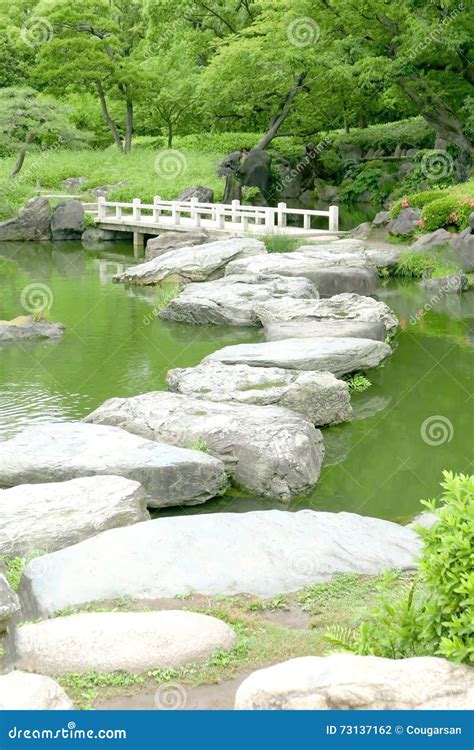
0;316;65;342
419;273;467;294
314;180;339;203
388;208;420;237
60;177;87;193
413;229;452;251
338;143;362;161
357;190;375;203
177;186;214;203
50;201;85;241
372;211;391;227
351;222;372;239
81;228;127;246
398;163;414;178
0;197;51;241
88;182;127;199
145;231;209;260
452;215;474;270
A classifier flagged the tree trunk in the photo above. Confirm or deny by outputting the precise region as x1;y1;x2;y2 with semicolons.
10;132;34;177
124;93;133;153
167;121;173;149
397;76;472;180
343;112;350;134
95;80;123;152
254;72;307;151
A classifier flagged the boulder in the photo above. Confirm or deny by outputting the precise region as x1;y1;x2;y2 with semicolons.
145;230;210;260
0;422;228;509
0;315;65;342
0;475;150;558
50;200;85;240
0;671;73;710
263;318;386;342
419;273;467;294
452;214;474;270
350;222;371;239
85;392;324;500
388;207;420;237
60;176;87;192
14;611;236;675
113;238;266;285
0;197;50;241
0;574;20;632
88;181;126;198
81;227;127;246
167;362;352;426
299;244;401;269
224;253;380;297
235;654;474;710
204;337;392;377
255;294;398;337
408;512;438;530
160;274;318;326
177;186;214;203
371;210;391;227
18;510;420;617
413;228;452;250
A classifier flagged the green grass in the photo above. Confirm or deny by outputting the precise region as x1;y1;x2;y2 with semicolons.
1;555;26;591
0;144;228;220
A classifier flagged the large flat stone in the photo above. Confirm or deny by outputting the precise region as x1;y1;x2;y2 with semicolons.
0;315;64;342
145;230;210;260
167;362;352;426
19;510;421;617
0;671;73;710
235;654;474;710
255;293;398;335
225;253;380;297
263;318;386;341
0;476;150;558
14;611;236;675
160;274;317;326
299;244;403;268
204;337;392;377
113;238;266;285
0;422;228;509
85;392;324;500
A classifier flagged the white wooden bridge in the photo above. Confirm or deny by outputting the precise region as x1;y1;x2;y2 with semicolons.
91;196;340;253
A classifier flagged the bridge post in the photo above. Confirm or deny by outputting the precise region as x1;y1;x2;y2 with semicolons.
231;200;240;225
265;208;274;233
132;198;141;222
215;205;224;230
329;205;339;232
277;202;287;228
304;213;311;231
171;201;180;226
133;232;144;257
97;196;106;220
190;197;199;226
153;196;161;224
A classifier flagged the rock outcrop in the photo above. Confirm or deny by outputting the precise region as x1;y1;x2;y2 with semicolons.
145;230;210;260
0;197;50;241
0;316;65;342
0;671;73;710
50;200;85;240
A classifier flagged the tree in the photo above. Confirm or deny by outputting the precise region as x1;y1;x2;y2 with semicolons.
0;87;87;176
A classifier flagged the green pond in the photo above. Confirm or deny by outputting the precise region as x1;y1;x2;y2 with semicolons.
0;241;472;523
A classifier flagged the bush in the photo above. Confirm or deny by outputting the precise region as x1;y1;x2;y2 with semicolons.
421;196;473;232
326;471;474;664
391;190;449;219
393;251;458;279
330;117;434;153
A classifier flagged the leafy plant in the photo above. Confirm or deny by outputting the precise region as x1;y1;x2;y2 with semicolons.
394;252;437;278
391;189;449;219
325;472;474;664
420;197;473;232
1;555;26;591
343;373;372;393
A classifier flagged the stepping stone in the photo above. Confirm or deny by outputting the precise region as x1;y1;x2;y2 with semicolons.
0;422;228;509
14;611;236;675
160;274;317;326
0;315;64;342
19;510;420;617
0;671;73;710
225;252;380;297
0;476;150;558
0;573;20;632
204;337;392;377
299;244;403;268
255;293;398;342
235;654;474;710
85;392;324;500
113;237;266;285
167;362;352;426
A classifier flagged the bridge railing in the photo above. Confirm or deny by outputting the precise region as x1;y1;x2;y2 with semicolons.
96;196;339;234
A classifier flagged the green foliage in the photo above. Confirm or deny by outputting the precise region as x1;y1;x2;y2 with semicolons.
2;555;26;591
343;373;372;393
83;212;95;228
330;118;434;153
190;438;210;454
262;236;301;254
395;252;437;278
420;197;473;233
59;671;145;710
326;472;474;664
391;190;449;219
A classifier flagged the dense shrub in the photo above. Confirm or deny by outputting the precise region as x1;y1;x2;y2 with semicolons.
420;196;474;232
175;132;262;154
330;117;434;153
395;252;437;278
391;190;449;218
326;471;474;664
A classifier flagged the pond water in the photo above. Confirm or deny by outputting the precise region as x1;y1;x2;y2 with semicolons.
0;241;472;523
